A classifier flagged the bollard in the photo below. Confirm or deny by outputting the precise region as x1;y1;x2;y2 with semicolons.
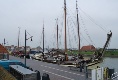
85;66;88;79
80;62;82;72
35;70;41;80
42;73;50;80
57;59;60;65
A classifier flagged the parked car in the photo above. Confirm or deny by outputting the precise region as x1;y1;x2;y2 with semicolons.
19;54;30;59
32;52;47;60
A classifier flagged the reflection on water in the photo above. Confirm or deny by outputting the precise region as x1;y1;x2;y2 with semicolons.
100;57;118;72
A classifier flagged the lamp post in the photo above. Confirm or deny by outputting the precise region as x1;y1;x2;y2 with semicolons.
25;30;33;66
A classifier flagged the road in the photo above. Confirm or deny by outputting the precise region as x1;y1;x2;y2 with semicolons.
9;55;91;80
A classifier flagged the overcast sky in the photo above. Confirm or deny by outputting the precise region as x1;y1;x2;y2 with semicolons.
0;0;118;49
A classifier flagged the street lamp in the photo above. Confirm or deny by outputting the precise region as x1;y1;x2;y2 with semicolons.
25;30;33;66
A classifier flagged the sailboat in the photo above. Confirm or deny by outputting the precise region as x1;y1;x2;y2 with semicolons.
62;0;112;65
44;0;112;65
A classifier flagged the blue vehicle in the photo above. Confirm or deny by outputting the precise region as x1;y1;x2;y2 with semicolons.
0;59;27;71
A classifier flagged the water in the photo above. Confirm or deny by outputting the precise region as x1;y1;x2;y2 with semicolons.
100;57;118;72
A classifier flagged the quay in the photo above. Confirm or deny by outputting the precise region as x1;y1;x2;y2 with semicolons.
9;55;92;80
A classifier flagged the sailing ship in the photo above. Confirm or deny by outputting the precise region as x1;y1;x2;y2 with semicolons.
60;0;112;66
34;0;112;65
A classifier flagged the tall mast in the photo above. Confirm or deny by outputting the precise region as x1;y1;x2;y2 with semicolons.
76;0;80;54
56;18;59;49
43;21;44;52
25;30;26;66
42;21;45;59
64;0;68;61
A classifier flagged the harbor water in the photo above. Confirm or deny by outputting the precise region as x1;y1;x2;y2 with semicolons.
100;57;118;72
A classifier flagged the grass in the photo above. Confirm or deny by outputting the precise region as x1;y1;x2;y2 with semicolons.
67;50;118;57
67;50;93;55
105;50;118;56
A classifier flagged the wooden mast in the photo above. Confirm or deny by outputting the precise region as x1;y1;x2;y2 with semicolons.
76;0;80;54
56;18;59;49
43;21;44;53
18;27;20;52
64;0;68;61
42;21;45;59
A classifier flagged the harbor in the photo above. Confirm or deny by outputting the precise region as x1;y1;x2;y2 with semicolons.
0;0;118;80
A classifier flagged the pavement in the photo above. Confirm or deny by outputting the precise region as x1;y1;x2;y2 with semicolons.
9;55;92;80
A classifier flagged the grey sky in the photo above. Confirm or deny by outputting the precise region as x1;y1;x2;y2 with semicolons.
0;0;118;49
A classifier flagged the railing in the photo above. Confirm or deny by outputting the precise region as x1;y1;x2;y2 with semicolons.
0;66;16;80
111;72;118;80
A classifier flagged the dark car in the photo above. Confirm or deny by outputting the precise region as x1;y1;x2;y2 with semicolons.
19;54;30;59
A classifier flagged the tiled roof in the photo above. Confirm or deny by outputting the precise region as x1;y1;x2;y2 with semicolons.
81;45;96;51
0;44;9;53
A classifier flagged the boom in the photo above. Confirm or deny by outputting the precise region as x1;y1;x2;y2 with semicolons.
101;31;112;57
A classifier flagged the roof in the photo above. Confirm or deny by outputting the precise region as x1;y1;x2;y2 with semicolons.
0;59;21;62
81;45;96;51
0;44;9;53
10;65;36;74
